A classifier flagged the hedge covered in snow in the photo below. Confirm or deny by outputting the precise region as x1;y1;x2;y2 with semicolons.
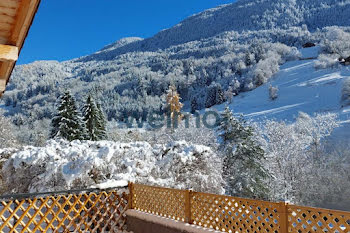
0;139;224;194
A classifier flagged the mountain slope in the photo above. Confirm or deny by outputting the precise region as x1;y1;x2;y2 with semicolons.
214;47;350;122
150;0;350;46
78;0;350;60
1;0;350;136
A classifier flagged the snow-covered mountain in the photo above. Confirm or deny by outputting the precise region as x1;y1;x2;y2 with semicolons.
1;0;350;131
121;0;350;51
215;46;350;122
79;0;350;57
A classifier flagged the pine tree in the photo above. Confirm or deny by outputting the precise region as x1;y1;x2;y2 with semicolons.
218;107;269;199
205;86;216;108
205;84;224;108
51;92;86;141
82;95;108;141
191;97;198;114
82;95;99;141
249;41;264;63
216;84;225;105
96;103;108;140
245;51;253;66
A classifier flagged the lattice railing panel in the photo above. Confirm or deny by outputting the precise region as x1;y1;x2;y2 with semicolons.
288;205;350;233
0;190;129;233
131;183;187;221
191;192;281;233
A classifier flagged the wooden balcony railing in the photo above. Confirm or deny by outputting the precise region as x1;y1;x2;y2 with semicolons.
1;182;349;232
129;182;350;232
0;187;129;233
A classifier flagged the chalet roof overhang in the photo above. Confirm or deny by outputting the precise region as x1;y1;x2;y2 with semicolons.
0;0;41;97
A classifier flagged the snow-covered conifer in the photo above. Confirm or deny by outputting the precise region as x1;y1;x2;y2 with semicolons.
82;95;101;141
190;97;198;114
245;51;253;67
218;107;269;199
205;86;217;108
215;84;225;105
96;102;108;140
51;92;86;141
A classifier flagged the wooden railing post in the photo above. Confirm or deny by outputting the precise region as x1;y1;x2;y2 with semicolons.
185;190;193;224
128;182;134;209
279;202;289;233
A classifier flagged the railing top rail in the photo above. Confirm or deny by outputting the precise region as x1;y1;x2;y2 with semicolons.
289;203;350;216
0;185;128;201
132;183;186;193
191;190;281;207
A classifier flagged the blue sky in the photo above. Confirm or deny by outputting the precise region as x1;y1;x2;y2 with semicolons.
19;0;235;64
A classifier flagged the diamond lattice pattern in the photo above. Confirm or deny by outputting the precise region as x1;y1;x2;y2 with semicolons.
288;205;350;233
0;190;129;233
131;184;186;221
191;192;281;233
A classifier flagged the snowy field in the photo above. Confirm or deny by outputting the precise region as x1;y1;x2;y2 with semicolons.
212;47;350;122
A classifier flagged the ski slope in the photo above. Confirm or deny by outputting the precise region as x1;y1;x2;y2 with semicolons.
214;47;350;124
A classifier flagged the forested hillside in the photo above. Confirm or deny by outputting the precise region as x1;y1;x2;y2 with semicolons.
2;0;350;130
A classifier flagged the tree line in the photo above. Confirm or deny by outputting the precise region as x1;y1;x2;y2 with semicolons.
51;92;107;141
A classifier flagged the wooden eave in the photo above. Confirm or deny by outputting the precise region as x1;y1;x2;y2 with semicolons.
0;0;41;97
